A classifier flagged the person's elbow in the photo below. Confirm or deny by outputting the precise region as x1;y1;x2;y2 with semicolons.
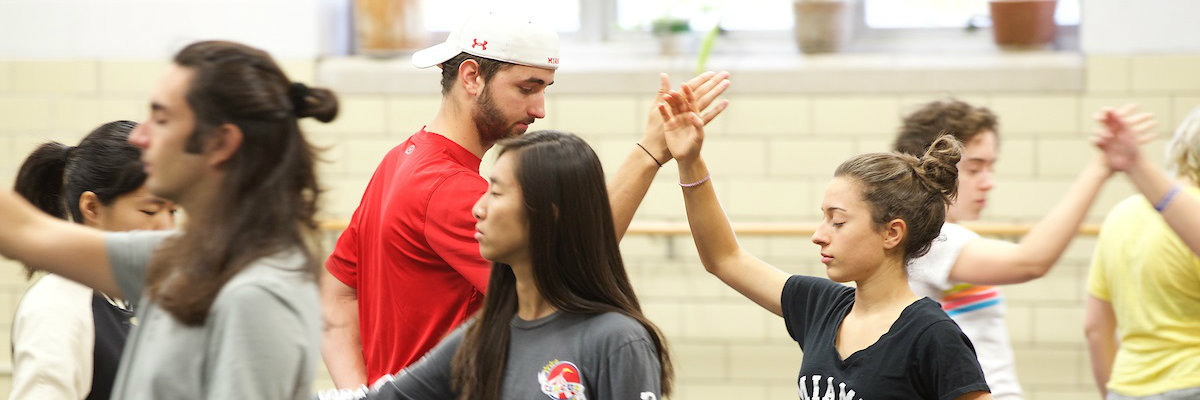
1083;315;1114;342
1009;257;1054;283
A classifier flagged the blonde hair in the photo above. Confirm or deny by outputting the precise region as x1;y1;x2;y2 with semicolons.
1167;106;1200;184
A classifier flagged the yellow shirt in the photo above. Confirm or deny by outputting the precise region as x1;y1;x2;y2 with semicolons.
1088;189;1200;396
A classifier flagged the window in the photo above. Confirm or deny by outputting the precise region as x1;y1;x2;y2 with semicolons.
615;0;792;31
418;0;582;32
864;0;1080;29
392;0;1081;50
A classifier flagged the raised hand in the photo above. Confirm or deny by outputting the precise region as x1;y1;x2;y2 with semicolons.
658;86;705;164
641;71;730;162
1090;104;1158;171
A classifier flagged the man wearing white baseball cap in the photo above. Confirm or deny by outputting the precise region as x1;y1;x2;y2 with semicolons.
320;9;732;390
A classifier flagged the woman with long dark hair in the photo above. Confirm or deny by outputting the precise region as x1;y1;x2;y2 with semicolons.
323;130;672;400
10;121;175;400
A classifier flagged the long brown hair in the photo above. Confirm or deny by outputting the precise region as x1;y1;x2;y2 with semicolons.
836;135;962;265
144;41;338;325
450;130;673;400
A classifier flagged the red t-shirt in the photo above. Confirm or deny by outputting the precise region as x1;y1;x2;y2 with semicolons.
327;128;491;383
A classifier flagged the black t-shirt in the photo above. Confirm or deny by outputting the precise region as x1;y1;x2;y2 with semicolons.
782;275;989;400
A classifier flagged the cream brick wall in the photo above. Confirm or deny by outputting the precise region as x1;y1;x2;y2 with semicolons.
0;53;1195;400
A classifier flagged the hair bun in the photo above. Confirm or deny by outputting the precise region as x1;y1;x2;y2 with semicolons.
914;134;962;206
290;83;339;123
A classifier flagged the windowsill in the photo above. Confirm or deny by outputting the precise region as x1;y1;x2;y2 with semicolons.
318;36;1083;95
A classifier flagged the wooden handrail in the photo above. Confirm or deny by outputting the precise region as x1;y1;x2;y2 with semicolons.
319;219;1101;237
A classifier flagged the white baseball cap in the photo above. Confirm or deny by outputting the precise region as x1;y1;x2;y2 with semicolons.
412;11;560;70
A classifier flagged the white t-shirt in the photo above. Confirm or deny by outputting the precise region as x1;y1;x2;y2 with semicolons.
908;222;1023;400
10;274;95;399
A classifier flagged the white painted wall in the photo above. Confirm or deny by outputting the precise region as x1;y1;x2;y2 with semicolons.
1081;0;1200;54
0;0;339;59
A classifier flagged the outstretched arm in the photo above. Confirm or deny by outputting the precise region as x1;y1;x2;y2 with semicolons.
1092;105;1200;255
949;106;1158;285
950;157;1112;285
608;71;730;241
660;87;789;316
0;189;118;296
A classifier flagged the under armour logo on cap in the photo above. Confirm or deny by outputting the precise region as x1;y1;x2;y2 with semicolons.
411;10;560;70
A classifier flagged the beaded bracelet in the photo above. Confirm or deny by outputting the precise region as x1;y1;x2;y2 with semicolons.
680;173;711;188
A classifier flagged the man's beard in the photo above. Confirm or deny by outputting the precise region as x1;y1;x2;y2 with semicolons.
473;86;528;145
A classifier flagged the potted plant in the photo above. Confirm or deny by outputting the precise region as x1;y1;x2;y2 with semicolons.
792;0;856;54
651;16;692;56
989;0;1059;48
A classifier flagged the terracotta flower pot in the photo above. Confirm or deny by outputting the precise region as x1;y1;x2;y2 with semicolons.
793;0;854;54
355;0;426;57
989;0;1058;47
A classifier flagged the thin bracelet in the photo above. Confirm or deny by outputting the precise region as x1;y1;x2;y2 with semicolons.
1154;184;1181;212
680;173;711;188
636;143;664;167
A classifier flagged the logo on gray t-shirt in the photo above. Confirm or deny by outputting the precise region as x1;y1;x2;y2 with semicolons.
538;359;587;400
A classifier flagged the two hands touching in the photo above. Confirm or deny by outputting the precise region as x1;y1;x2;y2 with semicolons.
641;71;729;167
1091;103;1158;172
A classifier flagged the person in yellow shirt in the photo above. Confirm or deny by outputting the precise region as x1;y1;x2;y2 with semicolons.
1085;105;1200;400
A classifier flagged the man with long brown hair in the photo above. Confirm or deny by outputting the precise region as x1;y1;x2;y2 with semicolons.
321;9;732;391
0;40;338;399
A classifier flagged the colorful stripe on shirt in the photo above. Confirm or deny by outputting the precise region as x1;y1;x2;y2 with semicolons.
941;284;1002;316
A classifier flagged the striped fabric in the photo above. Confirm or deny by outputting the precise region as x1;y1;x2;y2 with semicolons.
940;284;1003;317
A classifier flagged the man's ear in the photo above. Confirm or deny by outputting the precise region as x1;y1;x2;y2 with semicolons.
458;59;485;97
205;123;244;167
881;218;906;251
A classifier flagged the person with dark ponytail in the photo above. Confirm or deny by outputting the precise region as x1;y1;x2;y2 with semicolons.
318;130;671;400
657;90;992;399
11;120;176;400
0;40;337;399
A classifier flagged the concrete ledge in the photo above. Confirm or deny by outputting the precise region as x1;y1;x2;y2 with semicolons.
318;46;1083;95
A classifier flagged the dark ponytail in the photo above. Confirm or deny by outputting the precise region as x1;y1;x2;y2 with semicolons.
11;120;145;278
14;142;72;220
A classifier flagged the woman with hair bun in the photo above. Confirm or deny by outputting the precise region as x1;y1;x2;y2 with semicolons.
658;89;992;399
10;120;176;400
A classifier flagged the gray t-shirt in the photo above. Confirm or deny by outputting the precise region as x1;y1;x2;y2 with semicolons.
105;230;321;400
369;311;662;400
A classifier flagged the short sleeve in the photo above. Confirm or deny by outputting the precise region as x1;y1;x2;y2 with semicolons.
597;338;662;400
205;284;315;400
909;223;981;291
327;205;364;289
105;230;174;301
781;275;853;346
914;321;991;400
1086;199;1134;301
368;326;465;400
9;277;93;400
424;172;491;292
1087;237;1112;302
